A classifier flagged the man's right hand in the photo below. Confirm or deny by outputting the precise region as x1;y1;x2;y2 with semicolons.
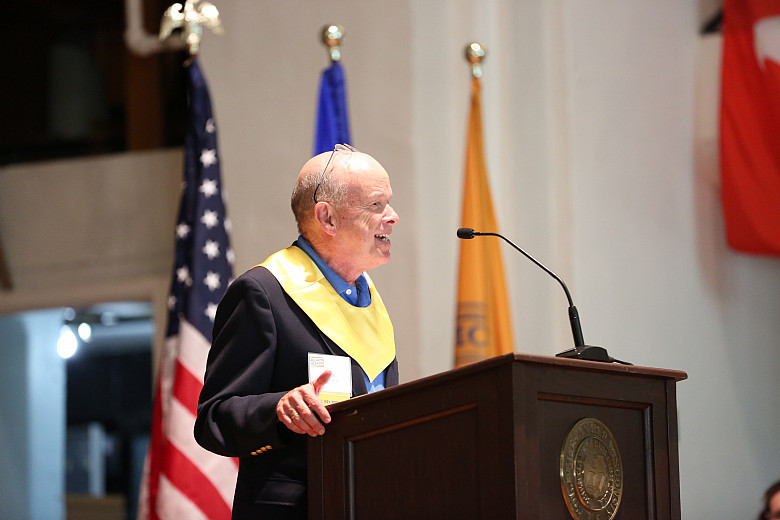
276;370;332;437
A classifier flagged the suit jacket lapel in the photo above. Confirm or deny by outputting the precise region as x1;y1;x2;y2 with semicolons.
350;361;368;396
385;358;399;386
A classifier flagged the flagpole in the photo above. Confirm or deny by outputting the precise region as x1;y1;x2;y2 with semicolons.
159;0;224;59
314;24;352;154
465;41;486;78
321;24;345;62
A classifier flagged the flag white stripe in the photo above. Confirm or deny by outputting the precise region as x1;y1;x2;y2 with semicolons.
168;396;238;505
177;319;211;384
157;474;209;520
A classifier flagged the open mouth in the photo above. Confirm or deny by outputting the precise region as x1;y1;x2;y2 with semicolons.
375;234;390;243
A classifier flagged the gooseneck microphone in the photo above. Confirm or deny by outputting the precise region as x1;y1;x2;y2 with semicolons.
457;227;626;364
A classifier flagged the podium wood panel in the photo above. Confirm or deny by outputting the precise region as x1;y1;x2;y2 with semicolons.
309;353;686;520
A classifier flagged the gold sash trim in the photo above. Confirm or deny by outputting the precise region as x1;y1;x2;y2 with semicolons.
258;246;395;381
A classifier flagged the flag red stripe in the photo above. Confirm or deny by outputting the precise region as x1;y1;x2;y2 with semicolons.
172;359;204;415
163;440;232;520
145;375;164;520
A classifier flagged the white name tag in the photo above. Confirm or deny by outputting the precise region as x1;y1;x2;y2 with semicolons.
308;353;352;405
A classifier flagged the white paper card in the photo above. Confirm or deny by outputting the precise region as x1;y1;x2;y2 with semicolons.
308;353;352;404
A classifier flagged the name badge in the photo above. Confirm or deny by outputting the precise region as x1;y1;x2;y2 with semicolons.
308;353;352;405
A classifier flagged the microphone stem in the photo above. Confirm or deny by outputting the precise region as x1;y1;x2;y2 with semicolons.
568;305;585;348
478;232;575;306
478;232;585;348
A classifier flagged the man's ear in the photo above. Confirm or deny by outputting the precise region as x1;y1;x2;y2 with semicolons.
313;202;338;236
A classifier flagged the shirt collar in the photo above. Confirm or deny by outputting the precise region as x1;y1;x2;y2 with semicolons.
295;235;371;307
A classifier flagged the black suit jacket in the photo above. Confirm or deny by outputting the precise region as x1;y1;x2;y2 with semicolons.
194;265;399;518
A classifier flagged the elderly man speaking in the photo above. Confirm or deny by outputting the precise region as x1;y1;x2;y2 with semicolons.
195;145;400;520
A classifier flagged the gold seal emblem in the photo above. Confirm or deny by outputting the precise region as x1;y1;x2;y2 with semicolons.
560;418;623;520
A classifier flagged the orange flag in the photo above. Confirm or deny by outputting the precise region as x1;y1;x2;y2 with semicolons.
454;76;514;367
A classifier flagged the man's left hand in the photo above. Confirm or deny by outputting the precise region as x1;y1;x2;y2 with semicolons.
276;370;332;437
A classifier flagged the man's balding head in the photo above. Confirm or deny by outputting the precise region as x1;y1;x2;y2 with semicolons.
289;147;399;283
292;149;348;234
291;147;385;233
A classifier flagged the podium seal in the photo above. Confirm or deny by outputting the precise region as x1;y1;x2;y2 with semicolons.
560;418;623;520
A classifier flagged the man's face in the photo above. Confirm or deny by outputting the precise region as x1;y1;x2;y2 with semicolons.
332;156;399;279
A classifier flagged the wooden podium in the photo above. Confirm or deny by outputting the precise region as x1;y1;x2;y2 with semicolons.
308;353;686;519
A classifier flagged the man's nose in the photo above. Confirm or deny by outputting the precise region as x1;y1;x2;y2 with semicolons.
384;205;399;225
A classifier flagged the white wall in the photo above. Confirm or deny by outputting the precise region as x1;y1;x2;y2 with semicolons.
561;2;780;517
1;0;778;517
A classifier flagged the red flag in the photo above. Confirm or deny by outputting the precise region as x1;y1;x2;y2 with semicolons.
720;0;780;255
137;60;238;520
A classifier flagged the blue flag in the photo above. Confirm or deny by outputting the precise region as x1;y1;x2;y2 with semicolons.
167;59;234;341
314;61;352;155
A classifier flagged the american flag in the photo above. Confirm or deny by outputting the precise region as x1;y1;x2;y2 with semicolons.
138;59;238;520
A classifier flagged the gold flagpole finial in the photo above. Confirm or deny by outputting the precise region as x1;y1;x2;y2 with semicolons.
160;0;224;57
321;25;345;62
465;42;486;78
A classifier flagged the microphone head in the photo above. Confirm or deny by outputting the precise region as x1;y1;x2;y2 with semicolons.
457;227;476;239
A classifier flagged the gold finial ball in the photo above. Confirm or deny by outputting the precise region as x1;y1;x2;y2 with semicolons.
321;24;345;47
465;42;486;64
